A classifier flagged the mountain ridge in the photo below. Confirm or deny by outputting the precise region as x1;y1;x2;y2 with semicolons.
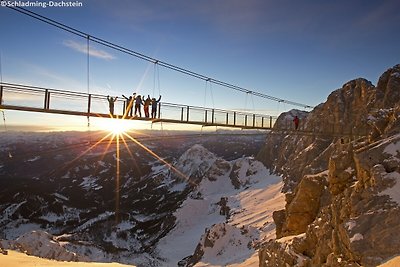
257;64;400;266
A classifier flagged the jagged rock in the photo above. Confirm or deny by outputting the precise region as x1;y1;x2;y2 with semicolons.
229;161;243;189
328;142;356;195
375;64;400;109
174;144;217;183
281;172;328;237
258;64;400;267
258;235;309;267
217;197;230;219
272;209;285;239
205;158;231;181
185;223;228;266
227;157;264;189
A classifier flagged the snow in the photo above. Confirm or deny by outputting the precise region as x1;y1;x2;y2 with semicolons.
3;223;42;240
79;176;100;191
174;144;217;178
345;220;356;231
196;223;258;266
1;143;285;267
61;172;71;179
379;172;400;205
0;250;134;267
344;167;354;174
0;201;27;225
384;141;400;156
39;212;65;223
390;72;400;78
169;181;186;192
115;221;135;231
131;214;152;223
74;212;114;232
53;193;69;201
26;156;40;162
350;233;364;242
156;153;284;266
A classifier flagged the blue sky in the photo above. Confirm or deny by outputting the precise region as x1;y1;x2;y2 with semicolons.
1;0;400;131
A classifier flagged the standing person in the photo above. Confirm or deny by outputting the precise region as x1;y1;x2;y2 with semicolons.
122;93;135;117
144;95;152;118
134;95;143;117
151;95;162;119
107;95;118;116
293;115;299;130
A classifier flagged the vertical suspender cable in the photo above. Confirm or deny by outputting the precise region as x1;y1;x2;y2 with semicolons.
86;35;91;142
0;51;3;84
156;62;161;96
204;80;208;109
0;51;7;132
153;63;155;97
251;94;255;112
209;82;215;109
156;62;163;131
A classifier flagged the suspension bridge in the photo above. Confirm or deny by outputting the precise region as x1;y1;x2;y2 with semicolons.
0;81;368;139
0;7;369;138
0;82;277;130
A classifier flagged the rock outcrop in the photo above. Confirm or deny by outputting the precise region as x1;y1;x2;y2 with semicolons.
258;64;400;266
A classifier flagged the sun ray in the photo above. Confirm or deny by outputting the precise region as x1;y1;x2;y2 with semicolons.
93;132;118;174
115;133;120;224
122;132;194;186
49;132;114;177
119;134;143;176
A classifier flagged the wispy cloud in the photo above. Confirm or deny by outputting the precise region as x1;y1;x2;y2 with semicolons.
63;40;115;60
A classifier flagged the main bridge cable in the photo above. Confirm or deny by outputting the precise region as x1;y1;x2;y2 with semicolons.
8;6;313;110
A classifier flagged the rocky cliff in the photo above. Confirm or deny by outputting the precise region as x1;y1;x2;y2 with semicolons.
257;64;400;266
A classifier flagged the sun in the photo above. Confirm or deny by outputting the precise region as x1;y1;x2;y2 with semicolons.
98;118;134;135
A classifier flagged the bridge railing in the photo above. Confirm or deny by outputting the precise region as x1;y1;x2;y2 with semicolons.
273;117;369;138
0;82;277;129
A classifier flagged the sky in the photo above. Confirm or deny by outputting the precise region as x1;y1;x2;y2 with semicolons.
0;0;400;131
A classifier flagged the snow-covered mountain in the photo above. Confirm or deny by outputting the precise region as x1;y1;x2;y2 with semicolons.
0;131;279;266
154;147;283;266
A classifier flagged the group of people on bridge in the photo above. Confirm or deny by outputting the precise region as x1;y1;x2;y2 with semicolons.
107;93;162;119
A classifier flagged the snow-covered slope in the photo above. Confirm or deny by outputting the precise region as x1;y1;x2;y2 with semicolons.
155;147;284;266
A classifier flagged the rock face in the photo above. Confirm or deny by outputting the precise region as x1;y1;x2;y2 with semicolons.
258;64;400;266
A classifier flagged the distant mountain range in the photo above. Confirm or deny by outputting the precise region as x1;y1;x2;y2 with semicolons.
1;131;280;266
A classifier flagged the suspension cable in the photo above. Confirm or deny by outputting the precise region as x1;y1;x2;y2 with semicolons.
7;6;313;109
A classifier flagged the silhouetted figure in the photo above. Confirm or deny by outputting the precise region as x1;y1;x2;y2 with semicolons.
151;95;162;119
122;94;134;117
134;95;143;117
293;115;299;130
107;95;118;115
144;95;152;118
